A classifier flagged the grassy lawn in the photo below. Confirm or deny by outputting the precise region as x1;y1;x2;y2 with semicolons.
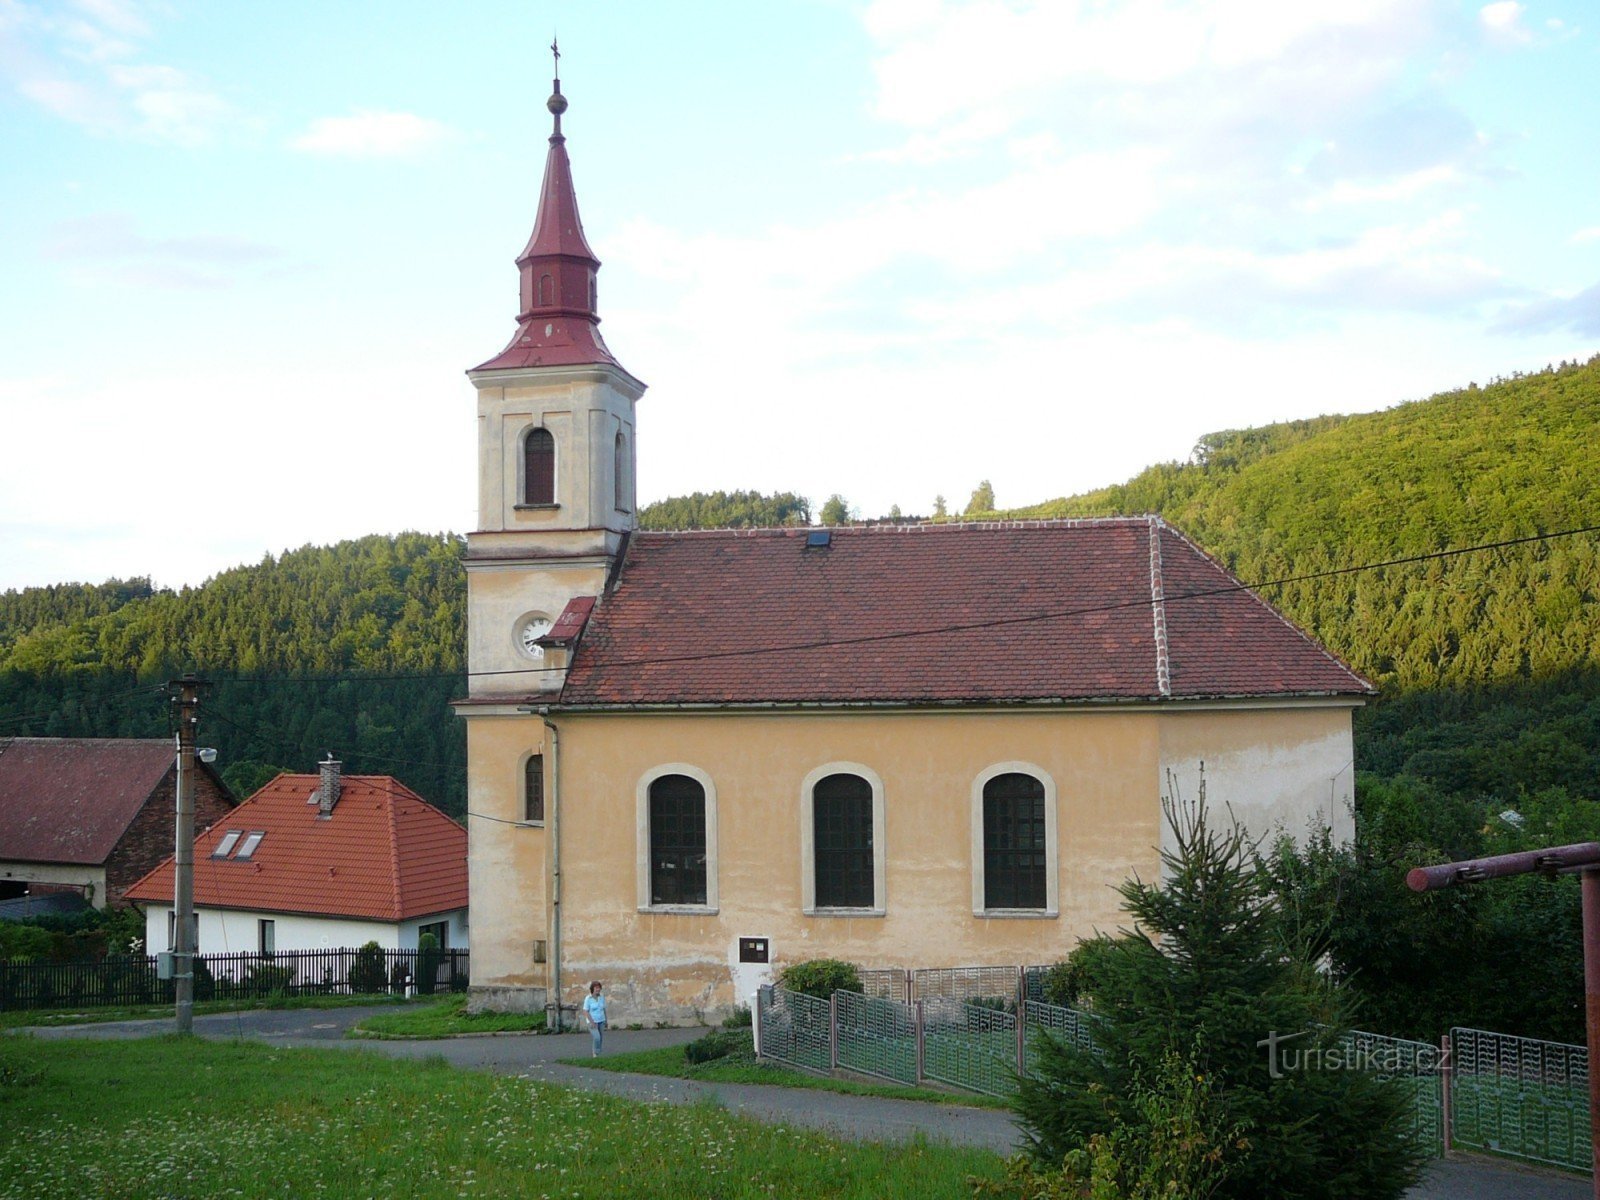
352;992;547;1038
0;1035;1002;1199
0;991;411;1031
570;1032;1010;1111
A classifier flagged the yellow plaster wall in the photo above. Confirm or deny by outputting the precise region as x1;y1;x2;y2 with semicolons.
465;702;1355;1020
464;714;550;1002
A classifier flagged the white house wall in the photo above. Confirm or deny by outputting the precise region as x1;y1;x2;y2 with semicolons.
1157;702;1359;860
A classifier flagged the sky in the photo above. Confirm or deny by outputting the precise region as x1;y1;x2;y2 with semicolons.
1;0;1596;592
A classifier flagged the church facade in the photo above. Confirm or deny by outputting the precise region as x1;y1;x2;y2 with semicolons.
457;69;1371;1021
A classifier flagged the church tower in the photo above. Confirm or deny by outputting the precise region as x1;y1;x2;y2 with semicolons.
461;51;643;1013
465;54;645;702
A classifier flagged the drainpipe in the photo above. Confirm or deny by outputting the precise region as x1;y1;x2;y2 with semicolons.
538;709;562;1030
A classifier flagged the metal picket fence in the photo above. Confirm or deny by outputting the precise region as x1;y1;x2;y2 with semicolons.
0;947;469;1012
1022;998;1102;1067
753;968;1591;1174
912;965;1019;1004
1338;1029;1444;1152
857;968;910;1002
835;990;919;1084
754;985;832;1072
922;995;1021;1097
1449;1026;1589;1172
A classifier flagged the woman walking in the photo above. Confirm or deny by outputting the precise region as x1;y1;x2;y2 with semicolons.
581;980;607;1056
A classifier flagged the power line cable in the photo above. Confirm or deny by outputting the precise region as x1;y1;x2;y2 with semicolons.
4;521;1598;711
188;519;1600;685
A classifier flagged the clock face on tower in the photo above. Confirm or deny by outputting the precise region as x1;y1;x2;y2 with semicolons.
518;615;553;661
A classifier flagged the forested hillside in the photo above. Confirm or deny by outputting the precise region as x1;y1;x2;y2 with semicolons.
0;534;467;811
1007;355;1600;802
2;358;1596;835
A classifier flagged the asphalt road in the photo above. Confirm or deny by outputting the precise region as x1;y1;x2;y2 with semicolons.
23;1006;1590;1198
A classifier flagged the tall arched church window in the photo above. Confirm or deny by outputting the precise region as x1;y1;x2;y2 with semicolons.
613;431;627;511
524;428;555;506
649;774;707;906
524;754;545;823
813;773;873;908
982;772;1047;909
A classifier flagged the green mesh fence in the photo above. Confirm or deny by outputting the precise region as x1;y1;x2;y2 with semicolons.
922;996;1020;1097
912;966;1019;1005
836;989;919;1084
755;985;832;1073
1451;1027;1588;1171
1021;998;1101;1072
1334;1029;1445;1157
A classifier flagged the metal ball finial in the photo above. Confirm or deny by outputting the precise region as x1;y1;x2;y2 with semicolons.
548;91;568;116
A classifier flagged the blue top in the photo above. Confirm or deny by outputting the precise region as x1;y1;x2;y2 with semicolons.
582;993;607;1025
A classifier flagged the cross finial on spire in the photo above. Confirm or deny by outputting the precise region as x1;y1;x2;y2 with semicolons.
546;35;567;140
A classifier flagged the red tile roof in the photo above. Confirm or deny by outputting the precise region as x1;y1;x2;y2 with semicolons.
0;738;177;865
124;774;466;922
559;518;1371;706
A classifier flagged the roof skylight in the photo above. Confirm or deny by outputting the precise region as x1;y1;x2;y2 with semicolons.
235;831;265;860
211;830;241;858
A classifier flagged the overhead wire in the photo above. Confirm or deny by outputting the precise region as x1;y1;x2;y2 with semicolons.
2;520;1597;732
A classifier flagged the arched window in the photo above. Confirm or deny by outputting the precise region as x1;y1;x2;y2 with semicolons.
524;427;555;506
613;431;627;512
813;773;873;909
589;272;597;311
648;773;706;906
539;273;553;306
524;754;544;823
982;772;1047;910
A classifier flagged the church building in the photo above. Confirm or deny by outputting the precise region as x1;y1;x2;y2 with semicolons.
456;64;1372;1020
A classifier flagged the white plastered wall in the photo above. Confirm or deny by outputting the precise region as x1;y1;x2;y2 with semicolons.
1157;702;1359;861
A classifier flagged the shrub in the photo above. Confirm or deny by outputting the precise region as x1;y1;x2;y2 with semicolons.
415;933;440;997
243;962;294;997
1039;937;1118;1010
192;956;216;1002
389;959;410;995
983;1052;1245;1199
778;958;861;999
684;1029;750;1065
1014;786;1426;1200
721;1004;753;1028
348;941;387;994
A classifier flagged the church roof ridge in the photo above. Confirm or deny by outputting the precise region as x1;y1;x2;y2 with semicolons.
633;516;1170;539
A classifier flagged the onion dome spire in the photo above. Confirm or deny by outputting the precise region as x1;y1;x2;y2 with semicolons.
473;39;618;372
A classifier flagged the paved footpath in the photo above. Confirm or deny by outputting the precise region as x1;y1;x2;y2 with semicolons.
24;1007;1588;1199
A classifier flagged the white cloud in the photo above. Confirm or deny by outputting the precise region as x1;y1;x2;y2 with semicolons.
290;110;456;159
1479;1;1532;44
1571;227;1600;245
43;212;281;289
1;0;230;143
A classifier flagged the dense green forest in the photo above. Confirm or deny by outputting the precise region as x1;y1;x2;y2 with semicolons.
0;534;467;811
3;356;1598;1037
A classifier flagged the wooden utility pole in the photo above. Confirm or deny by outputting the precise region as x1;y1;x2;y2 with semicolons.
167;674;207;1034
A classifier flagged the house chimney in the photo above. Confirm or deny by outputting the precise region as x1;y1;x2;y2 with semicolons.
318;754;342;816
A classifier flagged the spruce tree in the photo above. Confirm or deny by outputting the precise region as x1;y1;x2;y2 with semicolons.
1015;786;1426;1199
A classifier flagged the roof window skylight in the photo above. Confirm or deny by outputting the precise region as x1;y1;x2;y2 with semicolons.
212;830;241;858
235;831;266;860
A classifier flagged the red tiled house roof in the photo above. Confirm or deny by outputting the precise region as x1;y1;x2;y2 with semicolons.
125;774;467;922
0;738;184;864
559;518;1370;707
